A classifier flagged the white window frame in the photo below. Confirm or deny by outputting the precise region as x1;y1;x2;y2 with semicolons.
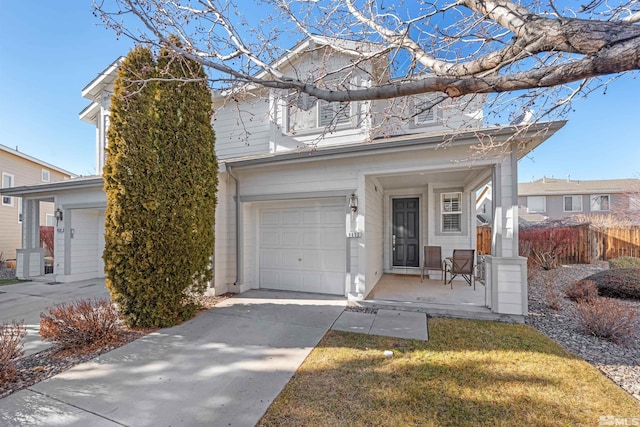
41;169;50;182
317;100;351;127
2;172;14;207
413;96;442;127
563;195;583;212
527;196;546;213
591;194;610;212
45;213;55;227
441;192;462;233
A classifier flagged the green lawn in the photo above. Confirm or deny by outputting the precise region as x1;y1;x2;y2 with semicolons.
259;318;640;427
0;278;26;286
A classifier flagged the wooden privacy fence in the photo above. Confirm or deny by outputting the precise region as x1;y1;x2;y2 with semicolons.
476;224;640;264
477;225;491;255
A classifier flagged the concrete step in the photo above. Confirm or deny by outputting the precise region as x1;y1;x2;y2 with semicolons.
352;299;524;323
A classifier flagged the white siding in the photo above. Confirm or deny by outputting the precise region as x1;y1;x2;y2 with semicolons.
213;173;235;295
213;95;272;160
363;177;383;296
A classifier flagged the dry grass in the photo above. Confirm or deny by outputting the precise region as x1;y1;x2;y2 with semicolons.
259;319;640;427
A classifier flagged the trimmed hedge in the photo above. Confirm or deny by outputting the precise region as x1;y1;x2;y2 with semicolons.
103;42;218;328
579;269;640;301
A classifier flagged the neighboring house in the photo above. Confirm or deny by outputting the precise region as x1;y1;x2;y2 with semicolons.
2;37;566;318
518;177;640;224
0;144;74;261
476;184;492;225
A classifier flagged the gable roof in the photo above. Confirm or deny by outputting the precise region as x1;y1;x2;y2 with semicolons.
518;177;640;196
0;144;76;178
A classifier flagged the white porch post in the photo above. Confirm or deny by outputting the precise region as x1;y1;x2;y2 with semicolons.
16;199;45;279
486;145;528;316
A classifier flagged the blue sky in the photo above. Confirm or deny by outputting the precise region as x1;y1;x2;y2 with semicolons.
1;2;638;180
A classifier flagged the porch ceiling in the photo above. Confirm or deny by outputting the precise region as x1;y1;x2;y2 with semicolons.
374;167;489;190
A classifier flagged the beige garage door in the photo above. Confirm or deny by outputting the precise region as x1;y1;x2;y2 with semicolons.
259;198;346;295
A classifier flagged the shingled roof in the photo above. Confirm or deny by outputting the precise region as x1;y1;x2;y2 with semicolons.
518;178;640;196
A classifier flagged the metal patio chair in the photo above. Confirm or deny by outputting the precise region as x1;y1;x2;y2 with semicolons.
444;249;475;290
420;245;444;282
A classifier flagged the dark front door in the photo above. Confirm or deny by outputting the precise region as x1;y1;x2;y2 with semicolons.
392;198;419;267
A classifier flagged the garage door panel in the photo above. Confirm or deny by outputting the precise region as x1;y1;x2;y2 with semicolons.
260;211;280;225
324;210;344;225
281;231;300;246
260;230;280;246
281;210;300;225
259;199;346;295
260;251;280;266
301;250;344;271
280;250;302;268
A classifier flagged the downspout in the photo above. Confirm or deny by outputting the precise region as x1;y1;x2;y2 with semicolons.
227;165;240;288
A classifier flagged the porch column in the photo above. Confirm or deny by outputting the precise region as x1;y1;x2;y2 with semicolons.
16;199;44;279
486;145;528;316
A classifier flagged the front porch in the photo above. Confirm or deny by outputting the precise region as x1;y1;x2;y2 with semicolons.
359;274;523;322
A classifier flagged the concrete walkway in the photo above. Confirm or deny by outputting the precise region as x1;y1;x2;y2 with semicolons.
332;309;428;340
0;279;110;355
1;285;429;426
0;290;346;427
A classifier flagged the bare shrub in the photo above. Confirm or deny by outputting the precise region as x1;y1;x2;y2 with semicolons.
0;321;27;383
564;280;599;303
542;270;562;310
572;298;639;346
40;299;122;350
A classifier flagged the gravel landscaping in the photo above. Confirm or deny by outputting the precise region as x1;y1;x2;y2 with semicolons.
526;262;640;402
0;268;16;280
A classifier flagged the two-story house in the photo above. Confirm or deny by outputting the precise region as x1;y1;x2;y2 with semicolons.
519;177;640;224
0;144;74;262
2;36;565;319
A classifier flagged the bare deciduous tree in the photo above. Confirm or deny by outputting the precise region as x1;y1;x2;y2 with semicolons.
93;0;639;132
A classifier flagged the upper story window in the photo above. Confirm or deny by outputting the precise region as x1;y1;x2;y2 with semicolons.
286;92;353;134
442;192;462;232
42;169;50;182
563;195;582;212
591;194;610;211
2;173;14;206
527;196;545;213
318;100;351;127
413;96;442;127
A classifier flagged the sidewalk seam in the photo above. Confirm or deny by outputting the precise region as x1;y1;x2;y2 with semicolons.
27;389;128;426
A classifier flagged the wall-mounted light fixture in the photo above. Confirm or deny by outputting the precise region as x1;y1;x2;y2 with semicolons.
55;208;63;225
349;193;358;214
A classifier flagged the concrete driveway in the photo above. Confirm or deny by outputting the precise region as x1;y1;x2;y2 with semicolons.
0;290;346;427
0;279;110;355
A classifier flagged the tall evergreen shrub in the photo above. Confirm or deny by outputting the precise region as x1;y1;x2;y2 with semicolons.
103;44;217;327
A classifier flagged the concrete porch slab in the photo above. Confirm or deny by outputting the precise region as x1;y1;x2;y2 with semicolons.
331;309;428;341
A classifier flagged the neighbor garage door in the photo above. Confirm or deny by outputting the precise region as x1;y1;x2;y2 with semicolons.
259;198;346;295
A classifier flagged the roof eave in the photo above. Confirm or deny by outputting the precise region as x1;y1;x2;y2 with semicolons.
222;121;566;169
0;177;103;197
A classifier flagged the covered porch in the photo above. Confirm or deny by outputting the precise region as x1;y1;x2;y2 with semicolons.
352;140;528;318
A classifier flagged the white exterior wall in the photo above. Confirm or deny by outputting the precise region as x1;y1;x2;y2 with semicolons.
53;189;107;283
212;171;235;295
213;95;272;160
363;176;383;297
229;142;497;297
